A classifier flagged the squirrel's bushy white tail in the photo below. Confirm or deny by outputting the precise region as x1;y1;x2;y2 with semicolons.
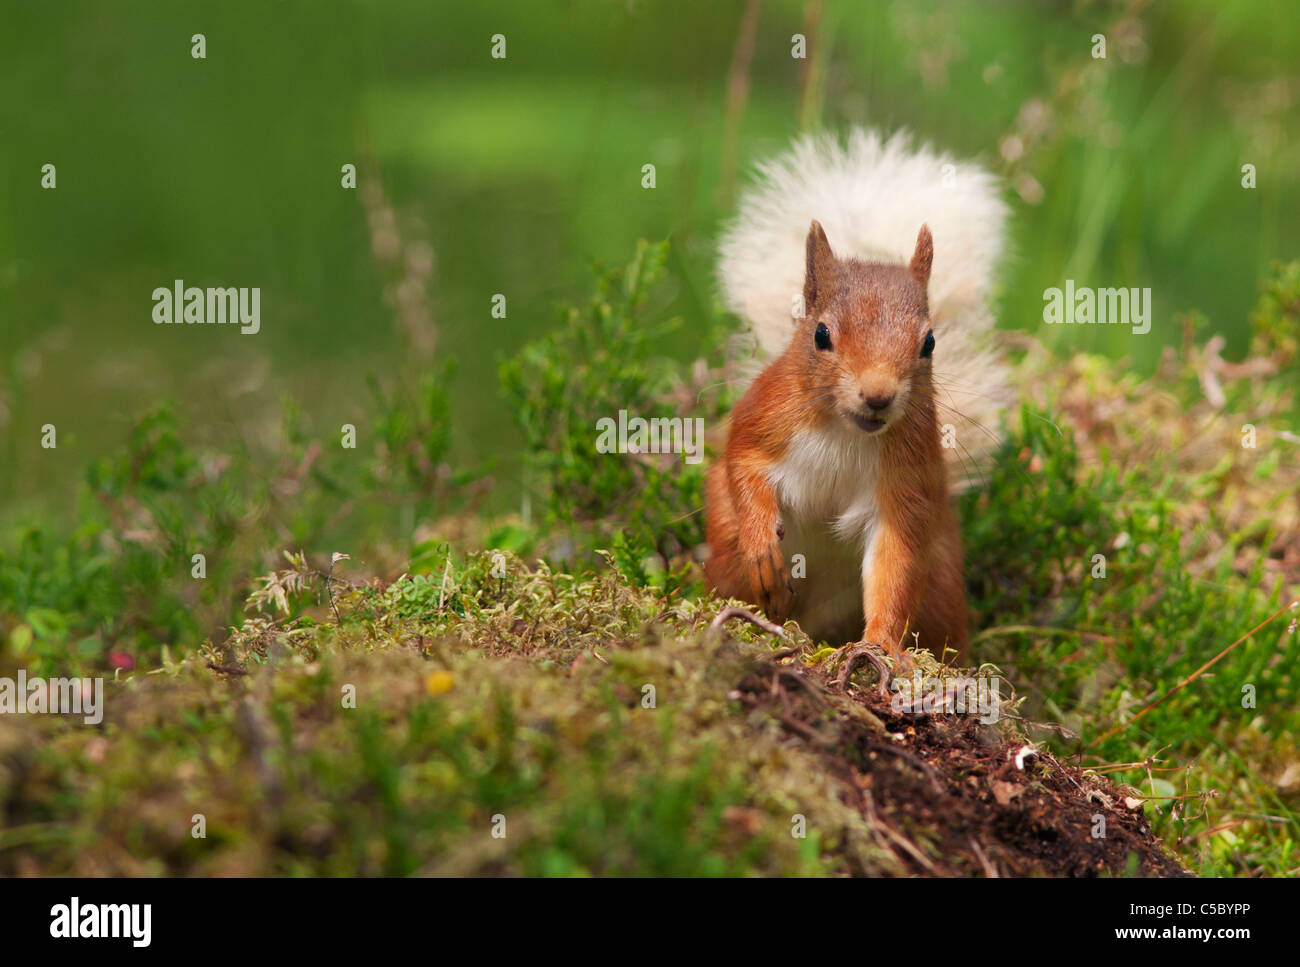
717;128;1012;488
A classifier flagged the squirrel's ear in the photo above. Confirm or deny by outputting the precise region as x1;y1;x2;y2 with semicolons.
909;224;933;290
804;220;835;310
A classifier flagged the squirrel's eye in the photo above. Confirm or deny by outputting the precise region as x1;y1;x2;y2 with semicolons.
920;330;935;359
814;323;832;351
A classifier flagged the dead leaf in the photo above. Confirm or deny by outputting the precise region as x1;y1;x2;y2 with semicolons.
992;780;1022;805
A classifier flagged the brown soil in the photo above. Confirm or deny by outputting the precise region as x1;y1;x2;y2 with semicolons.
735;647;1189;877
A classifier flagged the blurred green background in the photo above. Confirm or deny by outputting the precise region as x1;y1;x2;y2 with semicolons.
2;0;1296;519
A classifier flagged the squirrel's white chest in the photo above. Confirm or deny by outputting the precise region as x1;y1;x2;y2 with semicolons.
767;423;882;542
766;423;881;639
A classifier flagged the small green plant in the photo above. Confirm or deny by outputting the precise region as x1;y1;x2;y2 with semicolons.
500;239;734;574
0;363;468;674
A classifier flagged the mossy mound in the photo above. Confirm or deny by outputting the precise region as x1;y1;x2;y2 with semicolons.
0;556;1183;877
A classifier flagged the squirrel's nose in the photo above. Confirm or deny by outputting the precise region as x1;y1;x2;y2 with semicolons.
861;391;895;412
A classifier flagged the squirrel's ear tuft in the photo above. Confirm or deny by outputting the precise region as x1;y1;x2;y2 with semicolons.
909;224;934;290
804;219;835;310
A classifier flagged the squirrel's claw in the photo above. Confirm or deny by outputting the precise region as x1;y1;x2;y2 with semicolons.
750;544;793;624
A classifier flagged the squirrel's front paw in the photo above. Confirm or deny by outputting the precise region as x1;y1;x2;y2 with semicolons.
746;543;794;623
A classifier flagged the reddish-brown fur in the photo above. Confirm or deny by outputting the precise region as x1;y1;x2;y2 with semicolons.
705;221;969;662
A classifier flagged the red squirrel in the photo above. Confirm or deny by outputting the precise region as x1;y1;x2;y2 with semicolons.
705;130;1011;663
